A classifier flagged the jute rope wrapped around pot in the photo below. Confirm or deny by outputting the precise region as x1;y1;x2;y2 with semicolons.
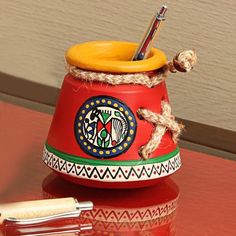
67;50;197;159
137;101;184;160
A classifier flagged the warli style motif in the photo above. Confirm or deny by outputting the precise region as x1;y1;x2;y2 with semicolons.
74;96;137;159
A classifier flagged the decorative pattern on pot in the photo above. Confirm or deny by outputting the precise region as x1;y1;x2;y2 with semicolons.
74;96;137;159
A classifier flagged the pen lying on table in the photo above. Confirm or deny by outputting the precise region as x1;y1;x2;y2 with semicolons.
0;197;93;225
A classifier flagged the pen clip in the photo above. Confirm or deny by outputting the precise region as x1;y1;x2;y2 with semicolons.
4;210;82;226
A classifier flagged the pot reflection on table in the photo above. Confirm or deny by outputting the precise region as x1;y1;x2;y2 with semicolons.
43;173;179;236
2;174;179;236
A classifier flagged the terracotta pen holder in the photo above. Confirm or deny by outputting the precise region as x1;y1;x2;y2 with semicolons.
42;41;196;188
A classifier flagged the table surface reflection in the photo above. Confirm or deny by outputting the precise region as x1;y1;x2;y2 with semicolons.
0;101;236;236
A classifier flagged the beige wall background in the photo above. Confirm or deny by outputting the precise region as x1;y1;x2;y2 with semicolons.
1;0;236;131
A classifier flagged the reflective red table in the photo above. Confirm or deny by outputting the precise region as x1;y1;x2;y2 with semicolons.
0;102;236;235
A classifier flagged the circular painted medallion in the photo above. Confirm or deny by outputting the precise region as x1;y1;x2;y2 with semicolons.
75;96;137;158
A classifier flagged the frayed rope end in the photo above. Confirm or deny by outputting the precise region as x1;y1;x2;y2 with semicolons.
169;49;197;73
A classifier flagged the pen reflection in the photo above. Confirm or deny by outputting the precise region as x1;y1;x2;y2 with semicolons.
42;173;180;236
3;219;92;236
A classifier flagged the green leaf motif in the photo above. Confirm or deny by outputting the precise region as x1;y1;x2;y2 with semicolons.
101;112;110;123
101;129;107;138
97;138;102;147
105;140;110;148
115;111;121;117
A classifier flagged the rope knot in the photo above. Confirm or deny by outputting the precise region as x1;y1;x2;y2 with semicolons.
170;49;197;73
137;102;183;160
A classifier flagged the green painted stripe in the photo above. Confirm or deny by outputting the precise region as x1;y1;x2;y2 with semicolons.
45;143;179;166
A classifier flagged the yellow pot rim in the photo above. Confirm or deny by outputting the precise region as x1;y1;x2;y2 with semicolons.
66;41;167;73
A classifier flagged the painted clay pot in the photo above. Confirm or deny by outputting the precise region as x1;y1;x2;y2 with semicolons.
42;41;181;188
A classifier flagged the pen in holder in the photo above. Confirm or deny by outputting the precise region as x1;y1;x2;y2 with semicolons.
43;41;197;188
